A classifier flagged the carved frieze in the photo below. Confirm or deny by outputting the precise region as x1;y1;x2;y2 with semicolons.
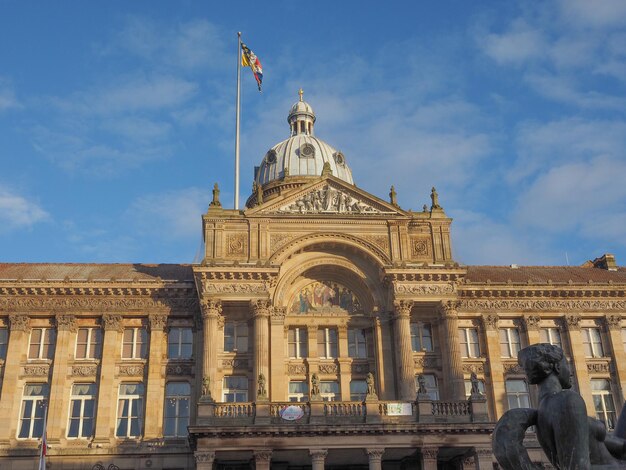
166;363;193;376
414;356;438;368
462;363;485;373
287;364;307;375
410;237;431;257
393;283;456;296
9;313;29;331
587;362;610;373
460;299;626;312
55;314;77;332
503;363;523;375
119;364;145;376
72;364;98;376
23;364;50;376
361;235;390;254
226;233;247;257
318;363;338;374
0;296;197;311
202;282;273;295
270;233;296;253
102;313;124;332
221;359;249;369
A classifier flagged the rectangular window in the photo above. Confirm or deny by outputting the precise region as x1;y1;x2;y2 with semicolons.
317;328;338;359
288;327;308;359
164;382;191;437
18;383;49;439
319;381;340;401
116;383;144;438
500;328;521;358
348;328;367;358
592;379;616;430
288;381;309;402
416;374;439;400
350;380;367;401
0;328;8;359
28;328;56;360
506;379;530;409
75;328;102;360
540;327;562;349
410;322;433;352
224;322;248;353
167;328;193;359
459;328;480;358
464;379;486;398
583;328;604;358
122;328;148;360
67;383;96;438
223;376;248;402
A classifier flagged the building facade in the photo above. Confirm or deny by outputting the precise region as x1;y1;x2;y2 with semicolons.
0;94;625;469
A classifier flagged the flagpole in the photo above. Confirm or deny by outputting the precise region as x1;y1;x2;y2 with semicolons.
234;31;242;210
39;399;48;470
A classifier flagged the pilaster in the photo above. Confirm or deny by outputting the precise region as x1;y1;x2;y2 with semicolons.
438;301;465;400
393;300;415;400
269;307;286;400
338;324;351;401
254;449;272;470
421;447;438;470
201;299;222;399
251;299;271;400
474;448;493;470
144;313;167;438
605;315;626;403
563;314;595;415
523;315;541;345
481;313;505;418
195;450;216;470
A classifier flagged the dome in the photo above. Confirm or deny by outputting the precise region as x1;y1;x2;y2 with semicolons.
254;90;354;187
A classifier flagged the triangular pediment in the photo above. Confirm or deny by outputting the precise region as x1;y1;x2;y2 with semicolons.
247;177;408;216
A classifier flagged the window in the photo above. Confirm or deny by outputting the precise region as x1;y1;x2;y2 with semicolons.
75;328;102;360
317;328;338;359
583;328;604;358
224;322;248;353
18;383;49;439
28;328;56;360
410;322;433;352
0;328;8;359
350;380;367;401
168;328;193;359
540;327;562;349
415;374;439;400
116;383;144;438
122;328;148;360
459;328;480;358
67;383;96;438
592;379;616;430
348;328;367;358
288;381;309;402
319;381;340;401
288;327;308;359
500;328;521;358
164;382;191;437
464;379;486;398
223;376;248;402
506;379;530;409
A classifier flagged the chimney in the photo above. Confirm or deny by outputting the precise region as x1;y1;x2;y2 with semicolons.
592;254;617;271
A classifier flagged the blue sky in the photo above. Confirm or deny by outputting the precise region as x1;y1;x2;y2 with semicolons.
1;0;625;266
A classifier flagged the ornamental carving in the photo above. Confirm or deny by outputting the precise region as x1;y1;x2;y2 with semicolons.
55;314;77;332
606;315;622;330
102;314;123;332
318;363;338;374
9;313;29;331
195;451;216;463
422;448;439;459
287;364;307;375
271;307;286;322
460;299;626;312
462;363;485;373
410;237;430;257
226;233;247;256
149;313;167;332
221;359;249;369
119;364;144;376
564;314;581;331
274;185;388;215
361;235;390;254
482;314;499;330
393;283;456;296
393;300;414;317
439;300;459;319
365;449;385;459
253;450;272;462
23;365;50;376
0;297;197;311
587;362;610;373
352;362;370;374
523;315;541;331
414;356;438;368
166;363;193;376
72;365;98;376
200;299;222;318
251;299;271;317
270;233;296;253
203;282;272;295
503;363;523;374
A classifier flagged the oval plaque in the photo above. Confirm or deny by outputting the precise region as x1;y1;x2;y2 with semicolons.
280;405;305;421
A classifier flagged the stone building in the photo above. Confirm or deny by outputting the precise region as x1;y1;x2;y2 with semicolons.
0;93;625;469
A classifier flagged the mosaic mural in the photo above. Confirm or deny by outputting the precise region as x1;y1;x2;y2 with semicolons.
290;281;362;313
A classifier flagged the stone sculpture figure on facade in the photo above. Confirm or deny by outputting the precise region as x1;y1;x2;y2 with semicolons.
493;343;626;469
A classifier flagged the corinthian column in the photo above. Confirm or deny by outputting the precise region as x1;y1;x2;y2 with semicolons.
251;299;271;400
438;301;465;400
201;299;222;399
393;300;415;400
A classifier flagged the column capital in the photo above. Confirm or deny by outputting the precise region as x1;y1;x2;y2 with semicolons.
251;299;271;318
393;300;414;318
605;314;623;331
253;449;273;462
365;448;385;459
481;313;499;331
201;299;222;319
55;313;77;332
309;449;328;461
564;313;581;331
8;313;30;332
422;447;439;460
148;313;167;332
438;300;459;319
194;450;216;463
522;314;541;331
271;306;286;324
102;313;124;332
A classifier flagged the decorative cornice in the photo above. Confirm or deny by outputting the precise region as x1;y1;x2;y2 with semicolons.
460;299;626;312
55;313;77;332
392;282;456;297
0;296;197;312
9;313;29;331
102;313;124;332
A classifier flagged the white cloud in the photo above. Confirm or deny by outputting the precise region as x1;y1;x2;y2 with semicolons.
0;185;49;232
0;78;20;112
557;0;626;29
480;19;546;65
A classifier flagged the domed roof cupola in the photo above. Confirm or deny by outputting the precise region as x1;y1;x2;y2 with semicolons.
251;90;354;204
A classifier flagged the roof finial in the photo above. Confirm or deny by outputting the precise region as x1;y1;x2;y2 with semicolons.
298;88;304;102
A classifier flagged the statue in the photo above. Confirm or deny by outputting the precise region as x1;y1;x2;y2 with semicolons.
389;185;398;207
311;373;321;397
209;183;221;207
253;181;263;206
469;371;482;397
430;187;441;210
202;376;212;400
493;343;626;469
257;373;267;398
416;374;428;396
366;372;377;398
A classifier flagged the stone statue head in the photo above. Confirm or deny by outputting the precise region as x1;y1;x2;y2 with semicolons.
518;343;572;389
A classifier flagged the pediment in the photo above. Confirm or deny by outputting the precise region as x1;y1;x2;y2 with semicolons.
248;177;407;216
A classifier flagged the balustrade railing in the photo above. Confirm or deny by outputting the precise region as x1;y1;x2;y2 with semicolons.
214;402;255;418
324;401;364;417
431;400;470;417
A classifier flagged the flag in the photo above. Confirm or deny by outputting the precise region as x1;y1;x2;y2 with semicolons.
241;42;263;91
